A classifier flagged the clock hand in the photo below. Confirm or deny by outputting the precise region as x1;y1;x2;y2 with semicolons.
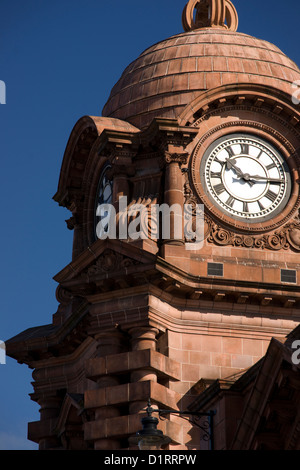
246;175;284;183
225;159;283;185
225;158;255;187
226;158;284;184
226;158;244;176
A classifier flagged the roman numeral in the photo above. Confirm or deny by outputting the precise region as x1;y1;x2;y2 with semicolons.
226;195;235;208
265;190;277;202
210;171;222;178
266;162;276;170
243;201;249;212
256;150;263;159
226;146;235;158
240;143;249;155
258;200;265;211
213;182;225;195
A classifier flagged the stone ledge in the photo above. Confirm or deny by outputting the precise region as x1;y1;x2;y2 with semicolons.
28;418;58;444
84;380;181;411
84;411;183;445
85;349;181;382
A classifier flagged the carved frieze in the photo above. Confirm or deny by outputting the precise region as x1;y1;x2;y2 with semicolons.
184;166;300;251
205;211;300;251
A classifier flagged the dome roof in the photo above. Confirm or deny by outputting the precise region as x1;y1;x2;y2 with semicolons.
102;2;300;130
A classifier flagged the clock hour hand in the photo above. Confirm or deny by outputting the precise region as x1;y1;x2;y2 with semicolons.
225;158;255;187
226;158;243;176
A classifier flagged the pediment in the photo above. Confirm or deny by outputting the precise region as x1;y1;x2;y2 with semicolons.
53;115;140;208
54;239;158;287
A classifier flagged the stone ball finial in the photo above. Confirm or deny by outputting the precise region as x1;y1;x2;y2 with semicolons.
182;0;238;32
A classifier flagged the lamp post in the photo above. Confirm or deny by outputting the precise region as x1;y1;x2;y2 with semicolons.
129;400;216;450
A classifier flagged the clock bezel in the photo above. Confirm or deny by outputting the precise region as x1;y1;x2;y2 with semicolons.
190;128;298;233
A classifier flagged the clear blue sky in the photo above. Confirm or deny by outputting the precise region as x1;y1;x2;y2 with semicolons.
0;0;299;450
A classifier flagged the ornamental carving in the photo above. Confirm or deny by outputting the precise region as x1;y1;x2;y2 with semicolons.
82;249;140;278
56;285;74;304
182;0;238;32
205;210;300;252
184;167;300;251
162;151;189;167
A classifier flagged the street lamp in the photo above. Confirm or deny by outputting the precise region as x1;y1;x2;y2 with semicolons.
129;404;171;450
129;400;216;450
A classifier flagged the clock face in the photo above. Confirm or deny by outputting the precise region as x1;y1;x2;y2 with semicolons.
200;134;292;223
94;166;113;239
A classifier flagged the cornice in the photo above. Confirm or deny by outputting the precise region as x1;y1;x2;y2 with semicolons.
6;299;90;364
178;83;300;128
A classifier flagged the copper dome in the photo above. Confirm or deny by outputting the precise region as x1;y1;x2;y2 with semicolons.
102;2;300;130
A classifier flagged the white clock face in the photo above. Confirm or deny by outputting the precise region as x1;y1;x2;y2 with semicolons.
200;134;292;223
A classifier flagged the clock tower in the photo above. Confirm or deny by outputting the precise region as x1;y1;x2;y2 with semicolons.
7;0;300;450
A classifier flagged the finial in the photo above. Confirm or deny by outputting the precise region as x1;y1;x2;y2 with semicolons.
182;0;238;32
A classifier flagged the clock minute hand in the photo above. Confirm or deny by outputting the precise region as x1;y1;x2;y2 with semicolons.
248;175;284;183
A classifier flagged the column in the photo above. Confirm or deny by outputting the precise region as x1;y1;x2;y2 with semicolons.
163;152;187;245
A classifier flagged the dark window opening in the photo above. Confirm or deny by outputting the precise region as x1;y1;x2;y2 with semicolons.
281;269;297;284
207;263;224;277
